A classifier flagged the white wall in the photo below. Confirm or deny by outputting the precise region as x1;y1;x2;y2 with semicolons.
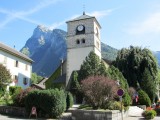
0;50;32;89
66;47;94;85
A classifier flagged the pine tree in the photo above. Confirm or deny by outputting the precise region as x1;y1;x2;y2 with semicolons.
141;68;157;102
78;51;107;81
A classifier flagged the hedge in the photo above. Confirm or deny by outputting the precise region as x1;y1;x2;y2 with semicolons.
25;89;66;118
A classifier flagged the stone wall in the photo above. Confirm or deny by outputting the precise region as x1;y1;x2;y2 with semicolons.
71;109;128;120
0;106;26;117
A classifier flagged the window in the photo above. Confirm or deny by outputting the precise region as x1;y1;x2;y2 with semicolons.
96;41;100;48
25;64;28;71
14;75;18;83
4;57;7;64
96;27;99;37
15;60;19;67
82;39;85;43
76;39;80;44
23;78;28;85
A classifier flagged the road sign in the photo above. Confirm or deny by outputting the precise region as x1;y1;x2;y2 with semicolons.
117;88;124;96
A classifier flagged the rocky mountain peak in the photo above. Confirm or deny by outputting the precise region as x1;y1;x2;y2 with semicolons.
32;25;52;39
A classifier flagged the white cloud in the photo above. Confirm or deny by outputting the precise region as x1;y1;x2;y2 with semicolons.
48;14;80;29
88;9;114;19
49;9;115;29
0;0;61;29
127;12;160;35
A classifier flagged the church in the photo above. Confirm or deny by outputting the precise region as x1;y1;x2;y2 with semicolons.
45;12;102;89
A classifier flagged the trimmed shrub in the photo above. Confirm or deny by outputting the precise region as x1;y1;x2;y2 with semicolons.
9;86;22;95
142;110;157;119
138;90;151;107
66;92;74;110
108;101;124;111
25;89;66;118
122;92;132;106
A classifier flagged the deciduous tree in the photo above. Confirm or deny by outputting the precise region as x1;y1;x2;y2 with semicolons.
81;76;118;109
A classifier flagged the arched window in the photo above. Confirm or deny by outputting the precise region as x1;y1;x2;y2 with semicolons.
96;27;99;37
82;39;85;43
76;39;80;44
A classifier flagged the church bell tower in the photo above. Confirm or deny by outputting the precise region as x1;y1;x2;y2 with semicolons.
66;13;101;86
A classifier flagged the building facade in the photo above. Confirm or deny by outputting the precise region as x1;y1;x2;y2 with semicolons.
0;42;33;89
66;13;101;86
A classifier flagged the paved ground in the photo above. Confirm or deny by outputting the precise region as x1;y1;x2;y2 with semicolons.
124;116;160;120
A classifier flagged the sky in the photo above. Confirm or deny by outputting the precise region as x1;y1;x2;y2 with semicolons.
0;0;160;51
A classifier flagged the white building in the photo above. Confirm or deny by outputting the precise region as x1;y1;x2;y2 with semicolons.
66;12;101;86
0;42;33;89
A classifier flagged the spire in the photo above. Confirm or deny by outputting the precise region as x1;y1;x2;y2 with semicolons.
83;4;85;15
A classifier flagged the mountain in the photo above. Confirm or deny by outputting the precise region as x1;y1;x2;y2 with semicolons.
21;25;67;77
153;51;160;67
101;42;118;62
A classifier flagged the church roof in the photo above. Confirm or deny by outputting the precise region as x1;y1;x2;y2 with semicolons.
0;42;33;63
67;14;94;22
53;74;66;84
66;13;101;28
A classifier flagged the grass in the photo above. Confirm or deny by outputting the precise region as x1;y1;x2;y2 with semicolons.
78;104;110;111
78;104;92;110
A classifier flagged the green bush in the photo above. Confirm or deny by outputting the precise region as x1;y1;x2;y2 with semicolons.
25;89;66;118
66;92;74;110
12;87;34;107
122;92;132;106
138;90;151;107
9;86;22;95
108;101;124;111
142;110;157;119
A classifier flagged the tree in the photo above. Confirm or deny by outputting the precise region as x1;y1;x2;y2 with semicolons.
141;68;157;102
21;47;30;56
138;89;151;107
69;71;83;103
114;46;158;89
78;51;108;81
107;65;128;90
0;64;11;88
70;71;80;95
31;73;43;84
81;76;118;109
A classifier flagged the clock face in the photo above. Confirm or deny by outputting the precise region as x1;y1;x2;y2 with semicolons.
77;25;84;31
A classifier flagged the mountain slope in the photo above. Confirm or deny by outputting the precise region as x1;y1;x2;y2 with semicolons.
153;51;160;67
101;42;118;61
21;25;67;77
